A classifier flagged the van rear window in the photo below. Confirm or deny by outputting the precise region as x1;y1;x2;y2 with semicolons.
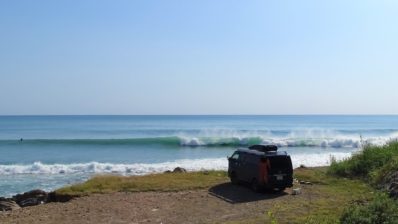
269;156;292;171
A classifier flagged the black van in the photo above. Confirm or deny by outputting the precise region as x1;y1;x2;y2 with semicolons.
228;145;293;192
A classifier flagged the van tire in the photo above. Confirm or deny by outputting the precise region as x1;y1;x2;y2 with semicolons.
251;179;260;193
230;172;239;185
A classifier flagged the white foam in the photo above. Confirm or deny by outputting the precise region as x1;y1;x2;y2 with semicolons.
179;137;205;146
0;159;227;176
177;133;398;148
261;138;363;148
291;152;351;168
0;151;354;176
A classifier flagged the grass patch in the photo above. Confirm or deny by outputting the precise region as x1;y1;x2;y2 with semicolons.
225;167;374;224
56;170;228;196
272;167;373;223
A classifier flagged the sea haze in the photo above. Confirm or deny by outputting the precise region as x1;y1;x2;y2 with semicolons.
1;115;398;196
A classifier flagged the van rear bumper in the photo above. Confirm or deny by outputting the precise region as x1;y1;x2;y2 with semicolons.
266;174;293;188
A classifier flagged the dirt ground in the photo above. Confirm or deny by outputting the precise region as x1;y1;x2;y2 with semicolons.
0;183;313;224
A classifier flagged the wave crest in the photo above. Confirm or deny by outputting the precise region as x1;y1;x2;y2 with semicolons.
2;132;397;148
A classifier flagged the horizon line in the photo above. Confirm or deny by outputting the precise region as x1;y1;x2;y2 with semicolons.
1;114;398;116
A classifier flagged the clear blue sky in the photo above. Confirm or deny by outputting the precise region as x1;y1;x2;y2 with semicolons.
1;0;397;115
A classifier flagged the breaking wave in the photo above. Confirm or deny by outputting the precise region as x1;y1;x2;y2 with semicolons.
0;159;227;176
3;132;397;148
0;152;351;176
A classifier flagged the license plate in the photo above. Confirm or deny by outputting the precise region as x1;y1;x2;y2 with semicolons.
276;175;283;180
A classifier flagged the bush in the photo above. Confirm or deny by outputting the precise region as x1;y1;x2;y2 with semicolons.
329;141;398;223
372;156;398;186
340;194;398;224
328;141;398;179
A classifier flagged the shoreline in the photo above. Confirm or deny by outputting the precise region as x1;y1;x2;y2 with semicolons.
0;150;354;197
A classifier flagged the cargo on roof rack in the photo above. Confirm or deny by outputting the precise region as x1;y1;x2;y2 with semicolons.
248;144;278;152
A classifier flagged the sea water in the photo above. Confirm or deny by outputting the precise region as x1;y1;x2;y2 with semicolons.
1;115;398;197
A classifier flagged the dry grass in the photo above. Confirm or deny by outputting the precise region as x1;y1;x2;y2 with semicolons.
56;170;228;196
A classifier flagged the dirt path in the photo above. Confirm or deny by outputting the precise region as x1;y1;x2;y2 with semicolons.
0;183;311;224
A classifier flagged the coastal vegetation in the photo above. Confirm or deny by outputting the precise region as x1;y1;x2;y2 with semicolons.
329;141;398;224
328;141;398;182
340;193;398;224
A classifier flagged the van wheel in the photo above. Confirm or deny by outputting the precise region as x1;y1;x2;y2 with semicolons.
275;187;286;193
251;179;260;193
230;173;239;185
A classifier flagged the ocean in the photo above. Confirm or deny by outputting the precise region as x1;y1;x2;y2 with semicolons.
1;115;397;197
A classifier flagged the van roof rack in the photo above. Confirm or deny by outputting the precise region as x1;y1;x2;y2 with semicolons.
248;144;278;152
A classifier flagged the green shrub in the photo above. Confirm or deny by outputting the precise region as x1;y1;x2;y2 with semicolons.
372;156;398;186
340;194;398;224
328;141;398;179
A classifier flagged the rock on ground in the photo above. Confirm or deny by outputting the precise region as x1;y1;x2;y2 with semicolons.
172;167;187;173
13;189;48;207
0;200;20;211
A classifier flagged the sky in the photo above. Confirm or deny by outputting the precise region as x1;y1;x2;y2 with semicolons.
0;0;398;115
